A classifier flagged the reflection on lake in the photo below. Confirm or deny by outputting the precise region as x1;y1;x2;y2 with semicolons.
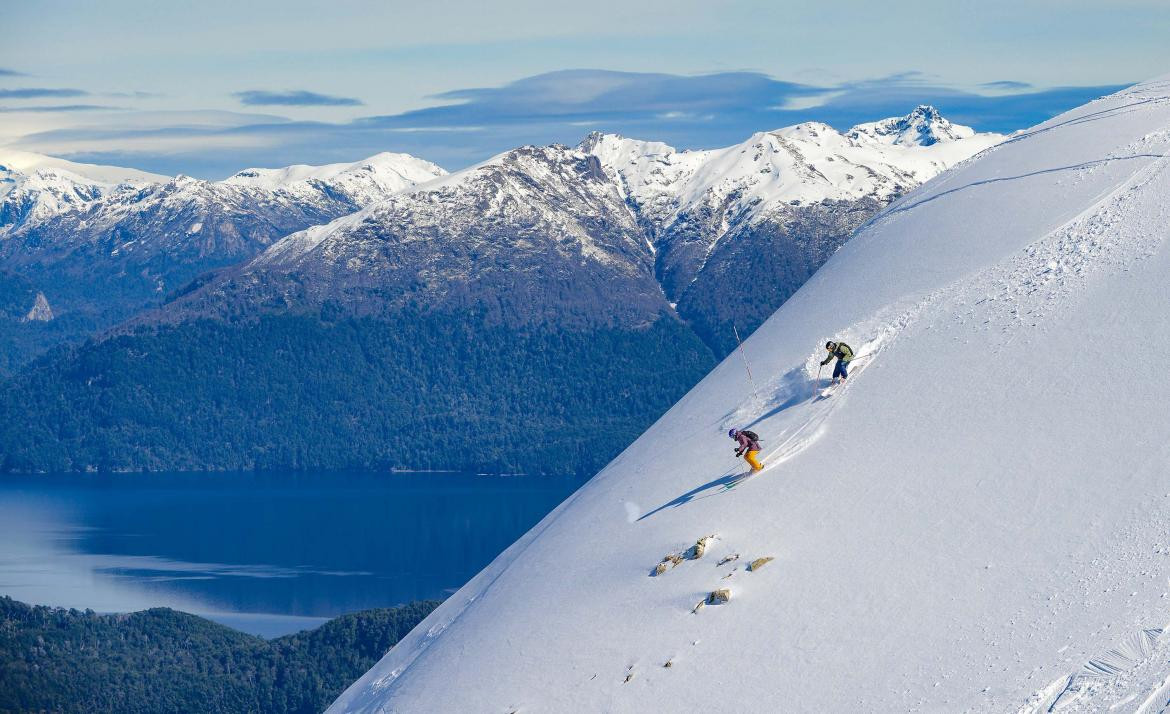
0;471;582;637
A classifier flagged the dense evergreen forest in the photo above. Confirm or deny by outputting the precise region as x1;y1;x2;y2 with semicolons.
0;312;715;475
0;597;438;714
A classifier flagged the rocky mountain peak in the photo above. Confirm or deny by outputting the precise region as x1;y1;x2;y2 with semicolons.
846;104;975;146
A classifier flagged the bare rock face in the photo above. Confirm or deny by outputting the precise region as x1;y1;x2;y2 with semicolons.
23;292;53;322
707;588;732;605
748;557;775;572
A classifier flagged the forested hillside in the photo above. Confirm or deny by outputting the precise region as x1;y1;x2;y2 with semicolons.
0;597;439;714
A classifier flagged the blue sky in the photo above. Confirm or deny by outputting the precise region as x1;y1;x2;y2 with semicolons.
2;0;1166;177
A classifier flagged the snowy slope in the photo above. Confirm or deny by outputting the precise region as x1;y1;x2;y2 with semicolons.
330;78;1170;713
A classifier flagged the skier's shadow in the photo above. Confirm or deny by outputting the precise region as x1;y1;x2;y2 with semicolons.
637;469;748;522
719;363;816;429
745;384;818;429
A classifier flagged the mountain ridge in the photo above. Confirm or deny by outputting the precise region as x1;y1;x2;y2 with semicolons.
159;107;1000;345
0;107;1004;476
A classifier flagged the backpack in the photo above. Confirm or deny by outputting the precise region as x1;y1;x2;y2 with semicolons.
741;429;760;442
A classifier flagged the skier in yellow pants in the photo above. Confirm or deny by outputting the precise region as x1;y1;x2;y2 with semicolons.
729;428;763;472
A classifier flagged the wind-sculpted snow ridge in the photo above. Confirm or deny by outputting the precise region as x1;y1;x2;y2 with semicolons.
329;76;1170;712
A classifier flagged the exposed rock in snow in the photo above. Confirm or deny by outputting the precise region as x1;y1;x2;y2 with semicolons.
222;152;444;199
687;535;715;560
0;150;167;194
846;104;974;147
747;557;774;572
706;588;731;605
652;553;684;576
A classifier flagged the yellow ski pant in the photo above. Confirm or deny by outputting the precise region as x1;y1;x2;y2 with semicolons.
744;450;763;471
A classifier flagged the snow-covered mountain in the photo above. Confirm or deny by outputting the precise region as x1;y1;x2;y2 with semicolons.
0;150;446;365
0;150;167;192
582;105;992;227
173;107;998;348
329;78;1170;712
0;150;167;228
581;106;1002;353
165;144;666;328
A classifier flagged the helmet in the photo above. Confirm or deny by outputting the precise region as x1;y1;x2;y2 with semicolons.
728;429;738;438
825;341;837;350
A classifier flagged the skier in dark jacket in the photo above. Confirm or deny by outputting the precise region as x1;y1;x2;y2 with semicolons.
820;341;855;384
728;428;763;472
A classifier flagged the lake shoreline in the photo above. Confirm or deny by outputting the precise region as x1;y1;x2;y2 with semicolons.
0;470;583;637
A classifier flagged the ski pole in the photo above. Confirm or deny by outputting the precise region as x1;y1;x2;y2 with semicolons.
732;324;756;390
813;363;822;399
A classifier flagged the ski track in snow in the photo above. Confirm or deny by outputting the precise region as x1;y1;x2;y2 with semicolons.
946;129;1170;353
700;123;1170;713
677;116;1170;708
721;307;913;477
727;123;1169;476
1012;518;1170;713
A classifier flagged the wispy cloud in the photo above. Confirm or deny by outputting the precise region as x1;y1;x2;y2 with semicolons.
0;87;88;99
0;104;119;113
107;90;162;99
9;70;1129;178
234;89;363;107
981;80;1034;91
406;69;829;126
0;68;26;77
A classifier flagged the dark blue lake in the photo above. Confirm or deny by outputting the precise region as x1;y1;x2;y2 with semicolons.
0;471;583;637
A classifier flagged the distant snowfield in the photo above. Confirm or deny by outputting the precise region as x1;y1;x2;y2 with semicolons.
329;76;1170;712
